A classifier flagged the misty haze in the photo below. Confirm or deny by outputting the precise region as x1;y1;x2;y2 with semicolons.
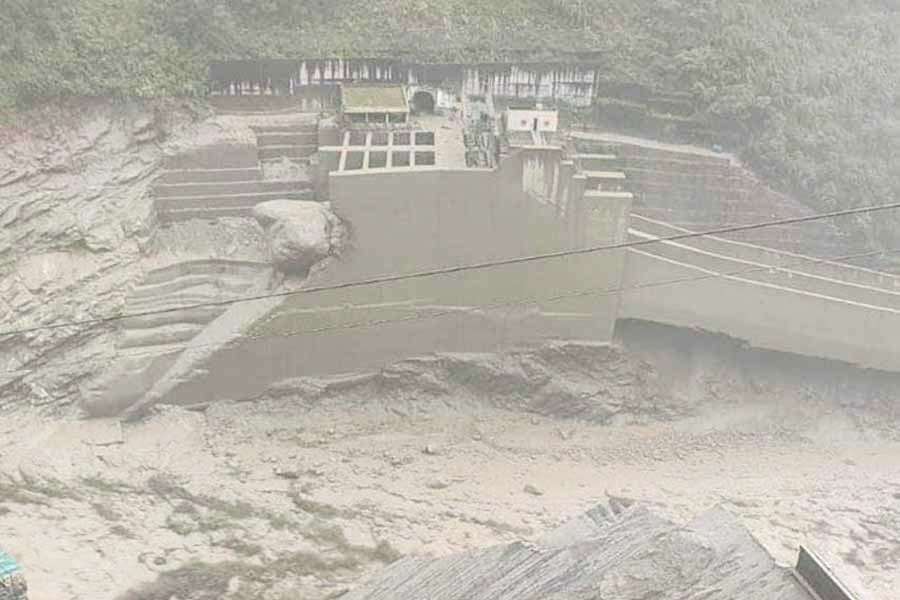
0;1;898;599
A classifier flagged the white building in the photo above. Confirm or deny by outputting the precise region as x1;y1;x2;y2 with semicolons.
505;105;559;133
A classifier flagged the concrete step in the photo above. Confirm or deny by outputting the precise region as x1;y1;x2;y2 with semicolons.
208;95;336;113
153;179;312;198
629;229;900;309
622;168;745;189
631;217;852;262
631;204;807;222
214;108;308;116
130;272;256;301
575;139;731;168
258;145;318;162
120;305;224;330
125;288;244;314
120;323;205;349
156;168;262;185
252;123;319;134
629;214;820;241
573;154;619;170
142;260;268;285
163;144;259;170
618;156;735;177
157;206;262;222
256;132;318;147
608;145;731;167
116;342;188;358
154;190;315;213
635;223;830;256
634;210;798;231
631;213;817;236
630;181;755;197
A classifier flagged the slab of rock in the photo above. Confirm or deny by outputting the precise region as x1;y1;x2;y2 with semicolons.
252;200;334;275
342;504;824;600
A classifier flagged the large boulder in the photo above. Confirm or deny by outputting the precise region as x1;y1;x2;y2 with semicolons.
252;200;336;275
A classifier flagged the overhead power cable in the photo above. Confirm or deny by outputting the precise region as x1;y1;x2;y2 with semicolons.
1;200;898;339
1;245;895;382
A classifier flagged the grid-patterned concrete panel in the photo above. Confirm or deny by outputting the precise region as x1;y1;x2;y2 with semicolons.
327;129;437;172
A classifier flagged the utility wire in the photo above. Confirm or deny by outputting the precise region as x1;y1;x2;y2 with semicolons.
1;200;898;340
1;245;895;382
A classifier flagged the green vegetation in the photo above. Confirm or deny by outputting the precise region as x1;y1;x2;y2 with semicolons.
1;1;898;244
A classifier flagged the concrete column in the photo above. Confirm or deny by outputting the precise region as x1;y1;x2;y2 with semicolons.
363;132;373;170
557;160;575;217
387;131;395;168
316;149;341;201
569;174;588;247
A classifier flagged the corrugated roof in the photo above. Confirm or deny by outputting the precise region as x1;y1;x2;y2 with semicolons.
342;85;409;113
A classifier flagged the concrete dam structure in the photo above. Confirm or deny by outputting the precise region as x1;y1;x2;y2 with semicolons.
145;145;632;409
95;60;900;417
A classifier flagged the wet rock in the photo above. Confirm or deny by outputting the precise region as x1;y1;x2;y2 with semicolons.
274;468;300;480
524;484;544;497
84;222;125;252
252;200;334;275
79;354;166;418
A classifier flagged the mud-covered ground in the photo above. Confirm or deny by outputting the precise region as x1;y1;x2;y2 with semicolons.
2;101;897;600
1;325;898;600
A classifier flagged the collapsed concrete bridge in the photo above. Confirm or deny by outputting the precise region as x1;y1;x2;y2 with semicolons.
573;132;900;372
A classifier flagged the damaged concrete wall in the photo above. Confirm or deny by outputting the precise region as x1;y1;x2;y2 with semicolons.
154;148;630;406
461;64;596;106
209;59;599;107
521;148;563;207
621;216;900;371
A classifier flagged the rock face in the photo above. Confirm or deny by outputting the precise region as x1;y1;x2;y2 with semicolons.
0;101;305;411
0;101;197;410
252;200;338;275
